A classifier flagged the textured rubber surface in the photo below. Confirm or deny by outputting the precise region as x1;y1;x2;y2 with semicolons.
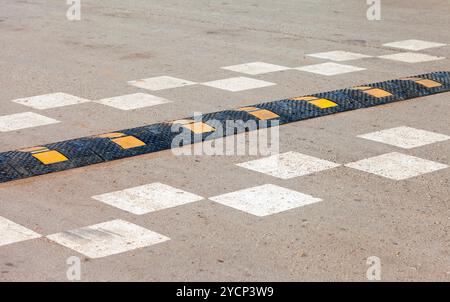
1;71;449;183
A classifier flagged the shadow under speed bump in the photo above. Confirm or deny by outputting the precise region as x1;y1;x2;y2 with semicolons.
1;71;450;183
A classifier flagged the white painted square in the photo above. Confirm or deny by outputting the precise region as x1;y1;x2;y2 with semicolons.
12;93;90;110
0;112;60;132
307;50;372;62
345;152;448;180
0;216;41;247
95;93;171;110
92;182;204;215
237;151;340;179
202;77;276;92
47;219;170;258
209;184;322;217
378;52;445;63
383;40;446;51
221;62;290;75
295;62;366;76
358;126;450;149
127;76;197;91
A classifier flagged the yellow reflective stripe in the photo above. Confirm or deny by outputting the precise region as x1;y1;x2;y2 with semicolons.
32;150;68;165
111;136;146;149
308;98;338;109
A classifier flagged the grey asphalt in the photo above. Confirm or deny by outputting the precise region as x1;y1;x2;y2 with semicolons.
0;0;449;281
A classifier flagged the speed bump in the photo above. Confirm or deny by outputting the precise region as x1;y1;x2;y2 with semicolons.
1;71;449;183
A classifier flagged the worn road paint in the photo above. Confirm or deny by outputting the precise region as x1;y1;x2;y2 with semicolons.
0;216;41;247
237;151;340;179
202;77;276;92
95;93;172;110
358;126;450;149
92;183;204;215
383;40;446;51
128;76;197;91
47;219;170;258
222;62;290;75
209;184;322;216
12;93;90;110
295;62;366;76
379;53;445;63
0;112;60;132
307;50;372;62
345;152;448;180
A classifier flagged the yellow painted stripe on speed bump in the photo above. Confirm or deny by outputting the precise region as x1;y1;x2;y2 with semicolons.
402;77;442;88
171;119;215;134
111;136;146;149
19;146;69;165
308;98;338;109
416;80;442;88
365;88;393;98
32;150;69;165
249;110;279;120
182;122;215;134
97;132;146;150
237;107;279;120
291;96;338;109
353;86;393;98
416;79;442;88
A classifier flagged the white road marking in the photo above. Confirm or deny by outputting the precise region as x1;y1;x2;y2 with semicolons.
295;62;366;76
0;216;41;247
47;219;170;259
307;50;372;61
92;182;204;215
128;76;197;91
345;152;448;180
358;126;450;149
95;93;171;110
221;62;290;75
237;151;340;179
383;39;446;51
209;184;322;217
202;77;275;92
0;112;60;132
12;93;90;110
378;52;445;63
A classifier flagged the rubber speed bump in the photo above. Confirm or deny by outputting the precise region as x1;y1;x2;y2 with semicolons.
1;71;449;183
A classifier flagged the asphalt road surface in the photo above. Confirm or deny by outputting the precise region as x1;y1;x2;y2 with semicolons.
0;0;449;281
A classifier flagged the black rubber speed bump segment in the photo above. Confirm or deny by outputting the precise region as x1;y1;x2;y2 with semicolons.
1;71;449;183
